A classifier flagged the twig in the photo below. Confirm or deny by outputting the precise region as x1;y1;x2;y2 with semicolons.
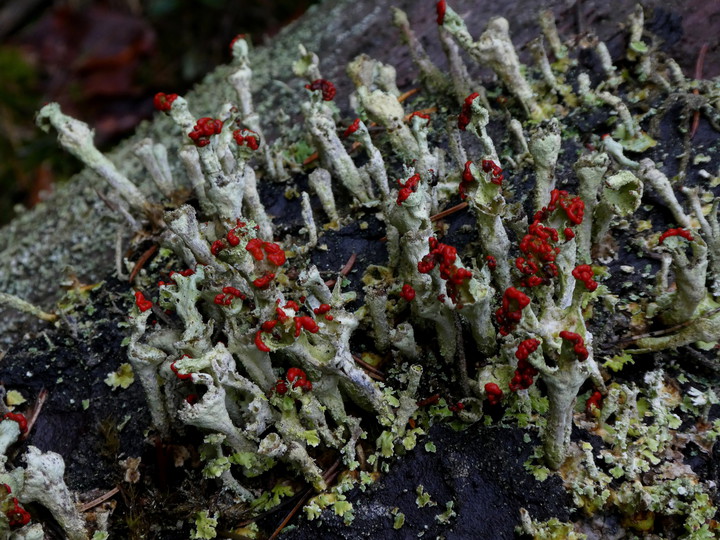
352;354;386;381
416;394;440;407
690;43;708;139
325;253;358;287
397;88;420;103
616;307;720;345
128;244;158;283
339;253;358;276
430;202;468;222
21;388;48;441
268;461;341;540
79;486;120;513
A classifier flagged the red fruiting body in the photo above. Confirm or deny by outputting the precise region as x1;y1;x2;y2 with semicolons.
586;390;602;414
559;331;589;361
314;303;332;315
515;220;563;287
261;320;278;332
563;227;575;240
515;338;541;361
227;229;241;246
495;287;531;336
287;367;306;383
3;412;27;434
486;255;497;270
484;383;503;405
226;222;247;246
282;368;313;392
534;189;584;225
449;401;465;412
153;92;178;112
222;286;244;299
659;228;694;244
276;307;289;323
134;291;152;312
245;238;264;260
343;118;361;138
400;284;416;302
458;92;479;131
255;331;271;352
229;34;246;50
284;300;300;311
325;315;334;321
214;293;232;306
6;497;31;527
232;128;260;150
408;111;430;123
211;239;227;256
170;361;193;380
294;316;319;337
253;272;275;289
274;379;288;395
185;394;199;405
502;287;531;314
396;173;421;205
572;264;598;292
177;268;195;277
244;238;286;265
188;117;223;147
509;339;541;391
418;237;472;306
263;242;286;266
436;0;447;25
214;286;245;306
481;159;504;185
459;161;474;200
305;79;336;101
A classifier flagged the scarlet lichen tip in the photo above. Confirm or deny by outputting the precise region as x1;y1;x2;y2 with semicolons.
134;291;152;312
211;239;227;256
293;316;319;337
572;264;598;292
496;287;531;336
188;117;223;147
458;92;480;131
170;361;193;380
396;173;421;205
400;284;416;302
305;79;337;101
559;331;589;361
313;303;332;315
586;390;603;415
436;0;447;25
658;227;694;244
253;272;275;289
3;412;28;434
484;382;503;405
481;159;504;185
255;330;271;352
6;497;31;527
408;111;431;123
153;92;178;112
343;118;361;138
233;128;260;150
459;161;474;199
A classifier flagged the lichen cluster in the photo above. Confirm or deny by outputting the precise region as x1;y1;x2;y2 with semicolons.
1;1;719;537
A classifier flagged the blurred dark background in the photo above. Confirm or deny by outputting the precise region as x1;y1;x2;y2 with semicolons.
0;0;318;226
